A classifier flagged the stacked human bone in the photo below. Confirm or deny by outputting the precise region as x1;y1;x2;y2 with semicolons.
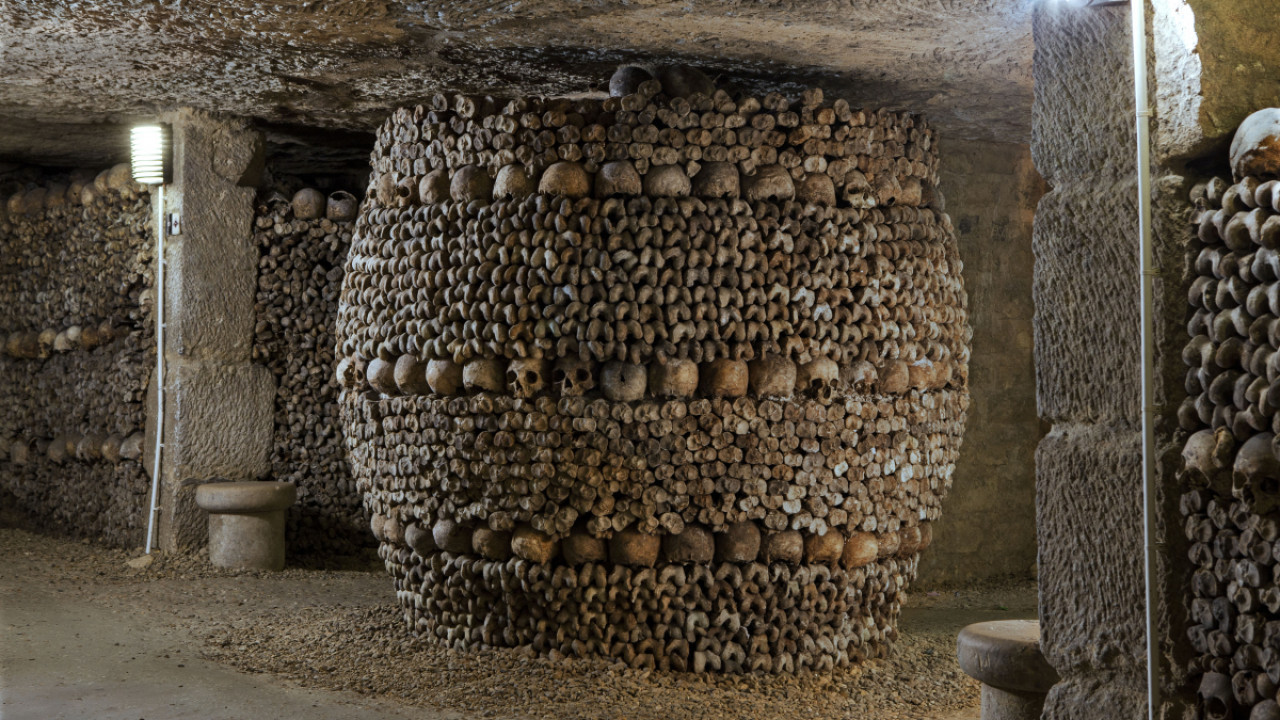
252;185;367;556
1180;109;1280;719
0;164;154;544
337;66;971;672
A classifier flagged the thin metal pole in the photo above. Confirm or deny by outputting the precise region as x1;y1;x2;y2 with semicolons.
1130;0;1161;717
144;184;165;554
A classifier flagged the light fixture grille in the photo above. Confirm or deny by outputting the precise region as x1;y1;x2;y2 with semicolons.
131;125;169;185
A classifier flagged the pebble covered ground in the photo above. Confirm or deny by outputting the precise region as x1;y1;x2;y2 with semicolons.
204;604;979;719
0;513;1035;720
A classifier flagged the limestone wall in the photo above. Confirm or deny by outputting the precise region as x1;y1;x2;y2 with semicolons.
0;167;155;546
918;139;1043;586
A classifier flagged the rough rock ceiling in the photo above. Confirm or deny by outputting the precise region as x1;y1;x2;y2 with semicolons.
0;0;1033;169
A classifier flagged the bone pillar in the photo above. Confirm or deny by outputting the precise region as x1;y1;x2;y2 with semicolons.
339;77;971;672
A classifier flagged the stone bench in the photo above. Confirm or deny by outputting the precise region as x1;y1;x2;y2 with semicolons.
194;481;296;571
957;619;1059;720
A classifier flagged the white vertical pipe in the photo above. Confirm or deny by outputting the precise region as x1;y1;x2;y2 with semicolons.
145;185;165;554
1130;0;1160;717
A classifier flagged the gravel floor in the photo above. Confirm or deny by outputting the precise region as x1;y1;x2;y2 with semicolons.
0;520;1036;720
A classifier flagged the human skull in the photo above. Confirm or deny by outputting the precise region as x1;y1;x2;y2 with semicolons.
654;65;715;98
425;359;463;395
553;357;595;396
394;355;430;395
797;357;839;400
1183;427;1235;495
842;169;876;209
394;176;419;207
365;358;399;396
691;162;740;199
642;164;691;198
463;357;507;394
1198;672;1234;720
648;358;698;397
872;174;901;206
1230;108;1280;180
795;173;836;206
419;170;449;205
601;361;646;402
493;165;537;201
742;165;794;202
539;162;592;198
101;434;124;463
747;354;796;397
841;360;878;394
506;358;550;398
595;161;642;198
609;65;653;98
326;190;358;222
877;359;910;395
1234;433;1280;514
451;165;492;203
698;358;748;398
292;188;325;219
36;329;55;358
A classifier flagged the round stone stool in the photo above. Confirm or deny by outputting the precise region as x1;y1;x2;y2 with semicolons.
194;481;297;571
957;620;1059;720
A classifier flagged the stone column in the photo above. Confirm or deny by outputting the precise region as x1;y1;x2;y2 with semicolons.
1031;4;1150;718
1033;1;1280;717
146;109;274;552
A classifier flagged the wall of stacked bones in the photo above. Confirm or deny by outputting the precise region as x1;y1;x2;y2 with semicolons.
251;183;369;555
338;68;972;672
1181;111;1280;718
0;165;155;544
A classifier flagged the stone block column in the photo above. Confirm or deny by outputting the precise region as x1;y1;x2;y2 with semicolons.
1034;2;1280;717
1031;4;1150;718
146;109;274;552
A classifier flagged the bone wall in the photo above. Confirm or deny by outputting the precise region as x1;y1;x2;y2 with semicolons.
251;185;369;556
0;166;155;546
339;76;970;672
1177;127;1280;717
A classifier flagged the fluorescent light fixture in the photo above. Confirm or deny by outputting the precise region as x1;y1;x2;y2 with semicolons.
130;124;170;185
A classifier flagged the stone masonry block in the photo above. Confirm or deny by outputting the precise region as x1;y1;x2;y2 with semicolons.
1033;180;1141;427
165;110;262;364
917;139;1042;585
1042;674;1147;720
1037;424;1146;676
167;361;274;482
1151;0;1280;161
1032;3;1135;187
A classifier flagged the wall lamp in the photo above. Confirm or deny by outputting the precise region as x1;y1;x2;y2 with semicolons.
130;125;170;186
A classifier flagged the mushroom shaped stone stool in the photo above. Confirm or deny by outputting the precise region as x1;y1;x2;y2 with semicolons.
957;620;1059;720
194;481;297;571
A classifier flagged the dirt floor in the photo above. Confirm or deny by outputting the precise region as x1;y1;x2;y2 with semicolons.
0;521;1037;720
